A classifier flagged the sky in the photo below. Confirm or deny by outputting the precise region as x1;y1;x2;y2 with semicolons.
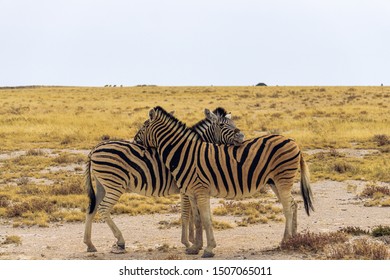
1;0;389;87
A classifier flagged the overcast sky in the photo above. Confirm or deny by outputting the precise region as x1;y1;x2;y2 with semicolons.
1;0;389;86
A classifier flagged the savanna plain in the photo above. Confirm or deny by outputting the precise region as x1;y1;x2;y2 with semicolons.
0;86;389;260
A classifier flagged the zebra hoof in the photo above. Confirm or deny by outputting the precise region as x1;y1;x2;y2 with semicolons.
111;244;126;254
201;251;215;258
87;246;97;252
185;247;200;255
182;242;191;249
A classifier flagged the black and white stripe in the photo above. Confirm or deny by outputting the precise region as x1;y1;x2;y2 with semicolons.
134;106;314;258
83;108;243;253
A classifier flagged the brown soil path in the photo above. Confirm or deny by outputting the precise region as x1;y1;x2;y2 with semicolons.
1;180;389;260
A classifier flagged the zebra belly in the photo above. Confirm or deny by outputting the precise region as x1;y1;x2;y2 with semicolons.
210;181;265;199
128;170;180;197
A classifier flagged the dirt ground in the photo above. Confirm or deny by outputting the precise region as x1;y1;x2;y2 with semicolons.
0;179;389;260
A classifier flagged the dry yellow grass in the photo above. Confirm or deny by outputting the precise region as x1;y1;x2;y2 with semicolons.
0;86;389;150
0;86;389;226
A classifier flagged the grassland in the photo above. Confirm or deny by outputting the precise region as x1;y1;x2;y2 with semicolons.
0;85;389;229
0;86;389;150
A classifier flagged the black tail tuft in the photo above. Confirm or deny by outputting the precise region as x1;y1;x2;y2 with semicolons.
300;155;314;216
301;181;314;216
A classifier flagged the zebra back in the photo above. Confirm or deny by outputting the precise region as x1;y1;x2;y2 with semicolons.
88;107;243;201
135;106;311;203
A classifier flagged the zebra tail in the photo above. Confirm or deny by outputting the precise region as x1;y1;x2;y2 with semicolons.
300;154;314;216
85;158;96;214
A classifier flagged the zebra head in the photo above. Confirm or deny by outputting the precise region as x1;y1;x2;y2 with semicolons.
134;107;244;147
134;110;176;146
201;107;244;146
134;107;174;148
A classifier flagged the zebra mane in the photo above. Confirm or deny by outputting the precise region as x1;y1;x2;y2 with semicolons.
153;106;196;135
191;117;211;132
213;107;229;117
191;107;229;131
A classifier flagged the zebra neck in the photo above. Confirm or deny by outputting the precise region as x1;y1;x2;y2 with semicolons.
191;119;215;142
156;126;200;178
157;126;198;157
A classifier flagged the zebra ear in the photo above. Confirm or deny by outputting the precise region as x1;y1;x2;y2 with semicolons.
225;113;232;119
149;108;156;120
205;108;218;123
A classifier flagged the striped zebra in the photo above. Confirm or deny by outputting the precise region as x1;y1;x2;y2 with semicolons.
83;108;244;253
134;106;314;258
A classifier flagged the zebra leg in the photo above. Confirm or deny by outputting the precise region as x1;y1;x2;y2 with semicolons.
270;180;297;239
99;209;126;254
188;197;203;249
185;195;203;255
95;179;126;254
195;190;216;258
279;187;295;242
180;194;191;248
292;199;298;235
268;182;281;201
188;207;194;244
193;206;203;249
84;175;105;252
84;208;98;252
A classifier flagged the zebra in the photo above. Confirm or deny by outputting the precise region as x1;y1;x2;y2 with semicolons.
83;108;244;253
134;106;314;258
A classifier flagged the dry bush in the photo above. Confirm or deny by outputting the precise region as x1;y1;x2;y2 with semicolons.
5;202;31;217
111;194;178;216
113;203;168;215
158;219;181;230
371;225;390;237
53;153;85;165
0;195;10;208
6;197;55;218
60;135;77;145
16;176;29;186
165;254;182;260
1;235;22;246
26;149;46;156
213;199;282;226
17;185;46;195
373;134;390;146
50;210;85;223
326;238;389;260
156;243;170;252
212;220;234;230
360;185;390;197
333;160;357;174
213;206;228;216
237;215;269;226
338;226;370;236
50;177;84;195
329;148;343;157
281;231;348;252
